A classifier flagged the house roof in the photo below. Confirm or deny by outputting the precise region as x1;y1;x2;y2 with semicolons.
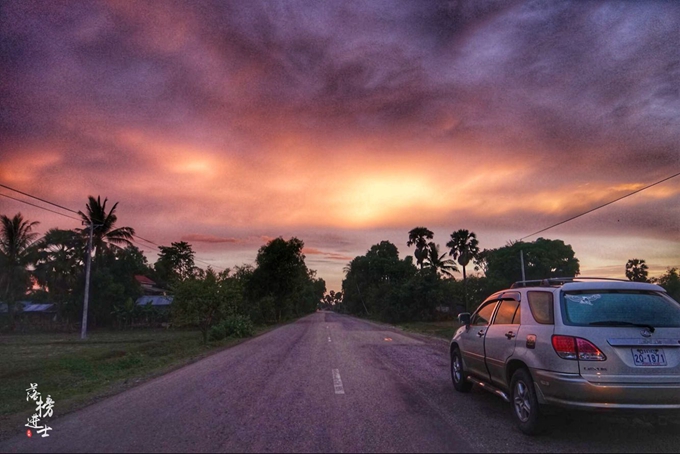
0;302;56;313
136;295;173;306
135;275;157;286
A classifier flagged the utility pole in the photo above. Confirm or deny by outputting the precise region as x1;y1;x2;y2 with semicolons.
355;282;369;316
520;250;526;282
81;222;95;340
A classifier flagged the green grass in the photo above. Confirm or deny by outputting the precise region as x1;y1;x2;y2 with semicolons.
397;320;461;340
0;327;272;440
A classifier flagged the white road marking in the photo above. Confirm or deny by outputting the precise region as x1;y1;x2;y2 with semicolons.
332;369;345;394
328;336;332;342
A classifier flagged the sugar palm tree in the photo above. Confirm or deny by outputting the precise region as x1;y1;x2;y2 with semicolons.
0;213;39;327
625;258;649;282
407;227;434;269
425;243;459;278
78;196;135;259
33;229;85;315
447;229;480;310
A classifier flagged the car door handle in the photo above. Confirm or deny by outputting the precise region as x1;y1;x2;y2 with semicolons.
477;329;486;337
505;331;516;339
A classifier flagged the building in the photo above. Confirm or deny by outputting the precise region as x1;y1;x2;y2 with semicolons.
134;275;166;296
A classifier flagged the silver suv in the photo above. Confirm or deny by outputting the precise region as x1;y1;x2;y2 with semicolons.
449;278;680;434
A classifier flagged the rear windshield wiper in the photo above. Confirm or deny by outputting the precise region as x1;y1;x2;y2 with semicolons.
588;321;655;333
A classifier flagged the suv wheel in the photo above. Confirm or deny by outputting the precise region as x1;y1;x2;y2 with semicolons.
510;368;543;435
451;347;472;392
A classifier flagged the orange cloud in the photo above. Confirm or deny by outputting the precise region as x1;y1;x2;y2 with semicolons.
181;234;240;244
303;247;354;261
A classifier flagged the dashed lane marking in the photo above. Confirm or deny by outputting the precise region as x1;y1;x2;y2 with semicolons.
332;369;345;394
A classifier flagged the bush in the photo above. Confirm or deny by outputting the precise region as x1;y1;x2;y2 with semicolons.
223;315;255;338
208;324;226;341
208;315;255;342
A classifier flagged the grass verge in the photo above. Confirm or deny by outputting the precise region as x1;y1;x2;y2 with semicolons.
0;324;281;441
397;320;461;340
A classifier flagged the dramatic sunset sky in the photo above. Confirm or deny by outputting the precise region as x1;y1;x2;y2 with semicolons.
1;0;678;291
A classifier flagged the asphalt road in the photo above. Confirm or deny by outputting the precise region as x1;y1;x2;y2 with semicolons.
2;311;679;453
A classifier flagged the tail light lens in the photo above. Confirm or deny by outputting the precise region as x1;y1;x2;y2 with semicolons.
552;335;606;361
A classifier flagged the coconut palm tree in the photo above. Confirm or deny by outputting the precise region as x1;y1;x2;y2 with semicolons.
425;243;459;278
0;213;39;327
447;229;480;310
407;227;434;269
78;196;135;259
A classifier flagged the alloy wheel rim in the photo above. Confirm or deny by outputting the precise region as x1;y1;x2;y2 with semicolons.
514;380;531;422
453;355;462;383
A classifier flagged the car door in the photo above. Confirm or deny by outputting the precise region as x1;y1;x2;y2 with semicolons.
484;296;521;389
459;300;498;381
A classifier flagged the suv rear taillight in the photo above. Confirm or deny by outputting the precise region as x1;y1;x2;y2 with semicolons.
551;335;606;361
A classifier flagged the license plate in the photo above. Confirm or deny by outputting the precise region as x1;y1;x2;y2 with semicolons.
632;348;667;366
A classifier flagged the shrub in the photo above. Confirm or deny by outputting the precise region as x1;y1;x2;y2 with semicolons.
223;315;254;338
208;324;226;342
208;315;255;342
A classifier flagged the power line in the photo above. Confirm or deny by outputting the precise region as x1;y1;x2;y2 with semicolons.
0;192;82;222
0;182;227;271
134;234;160;247
0;182;80;214
519;170;680;241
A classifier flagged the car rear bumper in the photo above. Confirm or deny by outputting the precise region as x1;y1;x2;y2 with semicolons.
531;369;680;411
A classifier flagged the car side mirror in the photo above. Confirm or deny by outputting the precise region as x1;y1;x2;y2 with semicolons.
458;312;471;328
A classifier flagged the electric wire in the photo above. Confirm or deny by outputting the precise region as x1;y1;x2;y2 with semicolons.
519;170;680;241
0;192;82;222
0;182;80;214
0;183;227;271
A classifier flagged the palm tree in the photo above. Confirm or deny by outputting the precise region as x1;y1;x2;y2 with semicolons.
425;243;459;278
78;196;135;259
0;213;39;327
407;227;434;269
625;258;649;282
447;229;480;310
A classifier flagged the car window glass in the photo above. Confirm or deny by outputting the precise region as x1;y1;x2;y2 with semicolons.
562;291;680;327
494;300;520;324
512;305;521;324
528;291;554;324
471;302;497;326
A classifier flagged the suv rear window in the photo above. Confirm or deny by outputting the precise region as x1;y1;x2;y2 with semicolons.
561;290;680;327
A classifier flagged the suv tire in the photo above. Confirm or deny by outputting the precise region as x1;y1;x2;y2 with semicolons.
451;347;472;392
510;368;543;435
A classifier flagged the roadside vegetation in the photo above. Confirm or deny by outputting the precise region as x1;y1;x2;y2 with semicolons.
0;326;280;440
397;320;461;340
0;197;326;440
1;197;325;336
331;226;680;326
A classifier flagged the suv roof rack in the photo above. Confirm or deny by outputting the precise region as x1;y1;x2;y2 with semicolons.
510;276;629;288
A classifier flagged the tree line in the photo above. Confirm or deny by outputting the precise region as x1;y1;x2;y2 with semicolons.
2;201;678;333
336;226;680;323
0;196;325;337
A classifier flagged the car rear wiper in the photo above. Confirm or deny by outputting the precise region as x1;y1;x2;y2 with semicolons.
588;321;655;333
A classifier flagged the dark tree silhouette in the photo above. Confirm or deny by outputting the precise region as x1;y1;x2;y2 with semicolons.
78;196;135;258
425;243;458;278
447;229;480;310
625;258;649;282
155;241;198;285
407;227;434;269
0;213;39;327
